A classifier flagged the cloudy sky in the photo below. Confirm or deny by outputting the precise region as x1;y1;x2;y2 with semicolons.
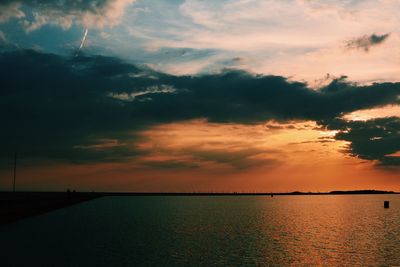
0;0;399;192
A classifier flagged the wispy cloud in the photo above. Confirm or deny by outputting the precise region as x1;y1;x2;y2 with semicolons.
0;0;136;32
0;1;23;23
345;33;390;52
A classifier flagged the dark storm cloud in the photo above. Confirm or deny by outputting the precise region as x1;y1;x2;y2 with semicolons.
135;73;399;124
321;117;400;166
345;33;390;52
0;49;399;166
0;49;150;163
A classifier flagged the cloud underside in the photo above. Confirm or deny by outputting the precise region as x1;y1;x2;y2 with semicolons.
323;117;400;166
0;49;399;167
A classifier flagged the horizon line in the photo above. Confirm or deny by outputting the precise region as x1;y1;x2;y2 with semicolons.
1;189;398;195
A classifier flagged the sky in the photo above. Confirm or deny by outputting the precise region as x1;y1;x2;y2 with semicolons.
0;0;399;192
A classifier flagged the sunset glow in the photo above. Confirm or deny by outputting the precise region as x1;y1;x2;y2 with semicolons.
0;0;399;192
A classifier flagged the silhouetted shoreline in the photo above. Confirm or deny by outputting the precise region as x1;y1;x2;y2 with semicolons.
0;190;397;225
0;192;101;225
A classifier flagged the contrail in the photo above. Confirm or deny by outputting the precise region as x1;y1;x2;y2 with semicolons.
78;28;89;51
75;28;88;57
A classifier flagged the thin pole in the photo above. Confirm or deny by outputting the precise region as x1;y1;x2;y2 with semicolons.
13;152;16;193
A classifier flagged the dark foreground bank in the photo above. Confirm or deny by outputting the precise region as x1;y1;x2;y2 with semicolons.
0;192;102;225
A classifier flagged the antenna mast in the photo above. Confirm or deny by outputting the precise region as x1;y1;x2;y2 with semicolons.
13;152;16;193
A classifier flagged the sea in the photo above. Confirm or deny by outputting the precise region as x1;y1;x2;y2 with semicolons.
1;195;400;266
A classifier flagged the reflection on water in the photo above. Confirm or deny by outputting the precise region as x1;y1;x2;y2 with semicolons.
1;195;400;266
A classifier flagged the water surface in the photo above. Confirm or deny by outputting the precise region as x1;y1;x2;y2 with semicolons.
1;195;399;266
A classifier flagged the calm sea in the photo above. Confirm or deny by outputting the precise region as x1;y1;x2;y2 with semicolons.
1;195;400;266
